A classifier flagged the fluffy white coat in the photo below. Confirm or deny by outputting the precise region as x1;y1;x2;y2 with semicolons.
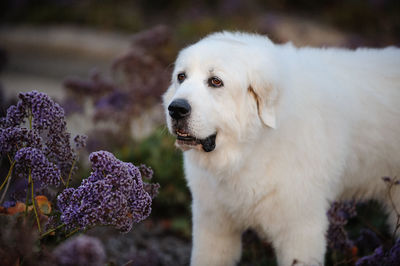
163;32;400;266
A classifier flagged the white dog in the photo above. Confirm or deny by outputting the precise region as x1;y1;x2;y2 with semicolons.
163;32;400;266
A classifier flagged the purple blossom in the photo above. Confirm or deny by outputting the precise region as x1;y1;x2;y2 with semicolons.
74;134;88;150
58;151;154;233
2;91;65;131
382;176;400;186
2;200;16;208
95;90;130;111
382;176;392;183
19;91;65;131
356;239;400;266
61;97;84;116
4;103;26;128
0;90;82;179
63;69;115;96
0;127;42;155
0;127;27;155
14;147;61;187
356;228;382;253
356;246;385;266
143;182;160;200
63;25;171;134
52;235;106;266
327;201;357;251
139;164;154;180
138;164;159;199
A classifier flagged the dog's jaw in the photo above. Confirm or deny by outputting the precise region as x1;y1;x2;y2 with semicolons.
174;131;217;152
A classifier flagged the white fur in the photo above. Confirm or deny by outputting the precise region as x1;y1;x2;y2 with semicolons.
163;32;400;266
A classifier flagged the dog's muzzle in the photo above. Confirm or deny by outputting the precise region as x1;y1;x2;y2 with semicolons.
168;99;216;152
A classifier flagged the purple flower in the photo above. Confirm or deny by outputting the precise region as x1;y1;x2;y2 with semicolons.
327;201;357;251
4;103;26;128
95;90;130;111
0;127;42;155
2;200;16;208
139;164;159;199
356;246;385;266
139;164;154;180
1;91;79;178
382;176;392;183
356;239;400;266
0;127;27;155
3;91;65;131
21;91;65;131
356;229;382;253
143;182;160;200
58;151;154;233
74;134;87;150
61;97;84;116
52;235;106;266
14;147;61;187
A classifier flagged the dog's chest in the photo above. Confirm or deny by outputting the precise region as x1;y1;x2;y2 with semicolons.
210;173;269;226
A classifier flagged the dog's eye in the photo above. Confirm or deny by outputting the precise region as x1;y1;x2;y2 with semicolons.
177;73;186;83
209;77;224;88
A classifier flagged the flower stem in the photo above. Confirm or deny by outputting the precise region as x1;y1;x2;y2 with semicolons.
0;160;15;193
65;159;76;188
29;170;41;233
65;228;79;239
7;154;12;164
386;178;400;243
0;161;16;204
388;179;400;216
39;224;66;239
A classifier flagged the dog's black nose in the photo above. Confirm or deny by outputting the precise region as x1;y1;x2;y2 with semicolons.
168;99;191;120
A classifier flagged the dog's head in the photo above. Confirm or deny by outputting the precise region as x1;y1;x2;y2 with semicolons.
163;32;280;156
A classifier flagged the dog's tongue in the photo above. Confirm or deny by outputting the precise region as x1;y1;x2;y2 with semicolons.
200;134;216;152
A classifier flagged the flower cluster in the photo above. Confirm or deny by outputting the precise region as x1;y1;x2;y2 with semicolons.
14;147;61;187
0;90;89;208
139;164;160;199
58;151;154;233
355;228;382;253
52;235;106;266
1;90;64;130
73;134;88;150
0;127;41;155
356;239;400;266
327;200;357;251
62;25;171;136
0;91;85;180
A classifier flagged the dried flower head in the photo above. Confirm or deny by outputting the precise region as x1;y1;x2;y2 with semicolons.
58;151;154;233
52;235;106;266
0;127;41;155
14;147;61;187
139;164;154;180
73;134;88;150
327;200;357;251
356;239;400;266
62;25;172;136
0;91;80;177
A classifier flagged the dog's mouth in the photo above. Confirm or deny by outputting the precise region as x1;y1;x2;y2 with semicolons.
175;130;217;152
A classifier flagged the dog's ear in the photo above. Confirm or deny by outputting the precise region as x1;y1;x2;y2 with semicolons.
248;77;278;129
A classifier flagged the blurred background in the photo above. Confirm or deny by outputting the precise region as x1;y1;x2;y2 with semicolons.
0;1;399;265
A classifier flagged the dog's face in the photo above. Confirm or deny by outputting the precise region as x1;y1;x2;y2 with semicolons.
163;33;279;155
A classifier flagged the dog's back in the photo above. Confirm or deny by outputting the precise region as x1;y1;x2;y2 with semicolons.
283;44;400;200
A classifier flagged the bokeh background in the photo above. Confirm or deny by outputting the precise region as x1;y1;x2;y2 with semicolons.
0;1;399;265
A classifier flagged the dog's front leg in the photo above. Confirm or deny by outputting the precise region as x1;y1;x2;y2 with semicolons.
266;198;329;266
190;200;242;266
